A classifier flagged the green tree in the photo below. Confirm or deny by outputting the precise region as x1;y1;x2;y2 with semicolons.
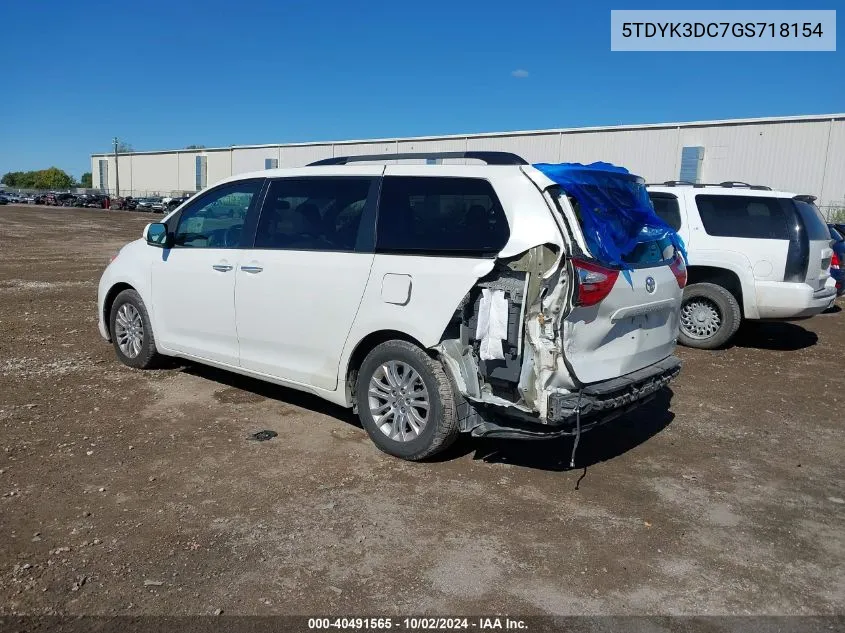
80;172;93;188
2;171;24;187
2;167;75;190
33;167;75;190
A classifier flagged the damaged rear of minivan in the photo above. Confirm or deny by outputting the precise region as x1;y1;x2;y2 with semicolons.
351;161;685;462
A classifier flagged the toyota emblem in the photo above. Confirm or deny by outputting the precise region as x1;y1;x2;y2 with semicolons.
645;276;656;293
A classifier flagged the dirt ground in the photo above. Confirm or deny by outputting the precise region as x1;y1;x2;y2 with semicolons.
0;204;843;617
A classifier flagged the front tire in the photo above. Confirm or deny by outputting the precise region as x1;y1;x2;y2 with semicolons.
678;282;742;349
109;289;160;369
356;340;459;461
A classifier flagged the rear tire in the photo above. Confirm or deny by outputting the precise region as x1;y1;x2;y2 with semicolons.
109;289;161;369
356;340;459;461
678;282;742;349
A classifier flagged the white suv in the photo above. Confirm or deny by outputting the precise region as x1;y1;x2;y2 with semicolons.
98;152;685;461
647;182;836;349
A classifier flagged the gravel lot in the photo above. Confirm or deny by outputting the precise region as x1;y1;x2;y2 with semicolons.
1;204;843;616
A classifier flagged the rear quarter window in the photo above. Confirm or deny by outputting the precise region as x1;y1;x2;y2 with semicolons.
794;199;830;241
695;194;791;239
648;193;682;231
376;176;509;256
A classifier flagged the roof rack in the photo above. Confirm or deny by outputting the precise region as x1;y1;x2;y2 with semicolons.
647;180;772;191
717;181;772;190
307;151;528;166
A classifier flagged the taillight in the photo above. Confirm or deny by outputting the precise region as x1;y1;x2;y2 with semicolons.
572;258;619;307
831;253;840;270
670;252;687;288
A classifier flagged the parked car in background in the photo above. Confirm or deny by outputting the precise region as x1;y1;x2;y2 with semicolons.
98;153;684;461
59;193;79;207
33;194;48;205
828;225;845;297
3;192;24;203
164;195;190;212
76;194;108;209
22;194;36;204
112;196;137;211
647;182;836;349
0;194;7;205
136;197;164;212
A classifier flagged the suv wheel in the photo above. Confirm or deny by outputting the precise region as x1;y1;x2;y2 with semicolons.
356;340;459;461
678;282;741;349
109;289;160;369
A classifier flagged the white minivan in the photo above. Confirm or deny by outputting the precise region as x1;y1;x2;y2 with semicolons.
98;152;685;461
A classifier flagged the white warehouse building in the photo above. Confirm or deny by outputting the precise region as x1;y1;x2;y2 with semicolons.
91;113;845;211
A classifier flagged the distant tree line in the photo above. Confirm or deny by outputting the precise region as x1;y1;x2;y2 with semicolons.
1;168;91;190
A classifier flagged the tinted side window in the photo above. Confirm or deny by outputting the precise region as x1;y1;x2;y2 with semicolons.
794;199;830;241
173;180;262;248
254;178;373;251
376;176;509;256
695;195;790;239
648;193;682;231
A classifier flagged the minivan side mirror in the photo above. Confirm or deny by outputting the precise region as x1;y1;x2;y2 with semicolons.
145;223;170;248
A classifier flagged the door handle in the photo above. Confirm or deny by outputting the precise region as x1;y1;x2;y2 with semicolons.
212;264;233;272
240;266;263;274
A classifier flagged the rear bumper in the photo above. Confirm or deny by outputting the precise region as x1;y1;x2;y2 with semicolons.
755;280;837;319
470;356;681;439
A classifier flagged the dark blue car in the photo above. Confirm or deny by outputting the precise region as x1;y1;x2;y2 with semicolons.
828;224;845;296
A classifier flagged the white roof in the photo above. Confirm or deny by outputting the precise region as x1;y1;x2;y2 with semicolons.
647;184;799;198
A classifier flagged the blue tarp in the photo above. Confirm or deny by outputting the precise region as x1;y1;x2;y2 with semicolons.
533;162;686;270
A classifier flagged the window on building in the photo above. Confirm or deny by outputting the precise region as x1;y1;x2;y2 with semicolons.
375;176;509;256
265;158;279;170
173;180;262;248
695;195;790;239
98;159;108;192
254;178;374;251
679;146;704;183
648;192;682;231
195;156;207;191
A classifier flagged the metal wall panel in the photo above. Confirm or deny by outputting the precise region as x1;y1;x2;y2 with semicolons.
559;128;681;182
128;153;180;194
334;141;397;157
96;115;844;206
278;145;333;167
466;133;559;163
177;152;197;192
820;119;845;206
678;121;831;195
205;150;232;187
231;147;278;175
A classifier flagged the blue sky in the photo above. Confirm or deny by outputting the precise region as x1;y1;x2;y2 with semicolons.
0;0;841;178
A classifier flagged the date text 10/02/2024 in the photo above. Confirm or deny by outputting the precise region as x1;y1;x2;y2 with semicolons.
307;618;528;630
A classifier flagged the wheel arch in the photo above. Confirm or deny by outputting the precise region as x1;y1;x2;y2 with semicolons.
686;264;754;318
342;329;428;408
102;282;137;338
